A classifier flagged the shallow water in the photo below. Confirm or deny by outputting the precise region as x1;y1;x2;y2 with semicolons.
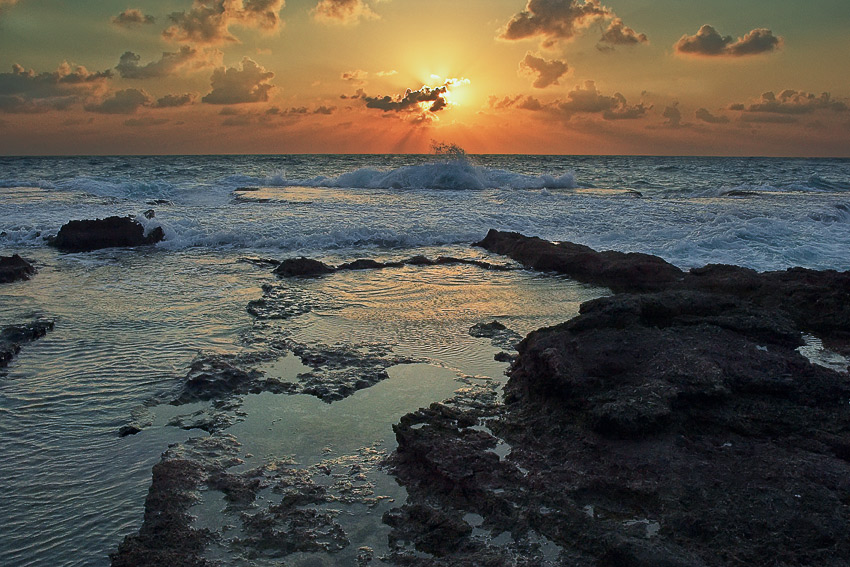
2;154;849;566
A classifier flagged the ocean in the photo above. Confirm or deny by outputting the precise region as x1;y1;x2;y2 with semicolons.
1;154;849;566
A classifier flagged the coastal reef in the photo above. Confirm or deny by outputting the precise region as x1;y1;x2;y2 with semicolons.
48;215;164;252
382;230;850;566
0;254;36;283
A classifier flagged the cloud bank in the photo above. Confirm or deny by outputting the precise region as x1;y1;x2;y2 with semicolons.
0;62;111;113
675;25;782;57
115;47;214;79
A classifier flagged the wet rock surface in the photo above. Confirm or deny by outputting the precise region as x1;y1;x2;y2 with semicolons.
0;254;36;283
383;231;850;566
470;320;523;352
48;215;164;252
1;319;54;369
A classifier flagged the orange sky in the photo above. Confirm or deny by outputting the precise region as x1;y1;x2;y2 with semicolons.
1;0;848;156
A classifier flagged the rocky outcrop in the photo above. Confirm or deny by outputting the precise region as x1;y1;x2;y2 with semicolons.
381;231;850;566
0;255;36;283
1;319;54;368
474;229;684;292
48;216;164;252
474;229;850;345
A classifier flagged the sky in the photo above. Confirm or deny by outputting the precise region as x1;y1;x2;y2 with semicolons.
0;0;848;156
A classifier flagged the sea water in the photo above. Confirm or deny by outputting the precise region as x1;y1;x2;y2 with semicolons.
1;154;849;566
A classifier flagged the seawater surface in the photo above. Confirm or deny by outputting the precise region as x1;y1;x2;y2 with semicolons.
1;154;849;566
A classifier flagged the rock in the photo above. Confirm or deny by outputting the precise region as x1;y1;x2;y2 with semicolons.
49;216;164;252
274;257;334;277
118;425;142;437
337;259;395;271
1;319;54;368
473;229;683;292
0;254;36;283
110;459;212;567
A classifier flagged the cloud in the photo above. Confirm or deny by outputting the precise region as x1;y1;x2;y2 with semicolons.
695;108;730;124
365;85;449;113
499;0;613;48
112;9;156;27
115;46;214;79
600;17;647;46
662;103;682;127
154;93;198;107
312;0;378;25
519;52;568;88
376;70;398;77
674;25;782;57
163;0;285;45
85;88;153;114
341;69;368;84
0;62;111;113
498;81;648;121
124;117;170;127
738;90;848;114
202;57;275;104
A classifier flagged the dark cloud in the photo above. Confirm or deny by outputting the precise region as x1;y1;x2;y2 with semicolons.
488;95;523;110
740;90;848;114
115;47;210;79
112;9;156;27
519;52;568;89
364;85;449;113
674;25;782;57
154;92;197;107
0;62;111;113
124;117;170;127
313;0;377;25
500;0;613;48
600;18;647;46
163;0;285;45
517;96;544;111
313;105;335;114
340;88;366;99
202;57;275;104
85;88;153;114
695;108;730;124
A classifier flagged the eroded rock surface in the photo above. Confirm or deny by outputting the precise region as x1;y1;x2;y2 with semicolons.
274;255;513;278
0;254;36;283
48;215;164;252
386;288;850;566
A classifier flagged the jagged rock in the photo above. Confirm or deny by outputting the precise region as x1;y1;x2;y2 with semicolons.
0;254;36;283
49;216;164;252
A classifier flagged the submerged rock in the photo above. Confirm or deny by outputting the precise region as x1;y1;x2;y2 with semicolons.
1;319;54;368
0;254;36;283
274;255;514;278
48;216;164;252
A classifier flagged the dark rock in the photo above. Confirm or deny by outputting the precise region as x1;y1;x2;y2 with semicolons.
274;257;334;277
111;459;212;567
475;230;850;342
1;319;54;368
721;190;760;197
474;229;683;292
470;321;507;336
383;505;473;556
337;259;392;271
470;320;523;351
49;216;164;252
404;255;435;266
0;254;36;283
118;425;142;437
143;209;155;219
